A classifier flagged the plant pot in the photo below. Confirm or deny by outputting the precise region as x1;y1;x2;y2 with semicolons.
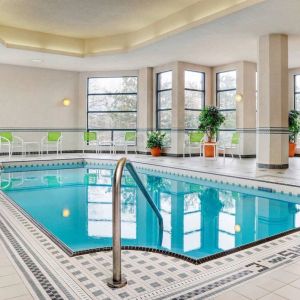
289;142;297;157
150;147;161;156
204;143;216;157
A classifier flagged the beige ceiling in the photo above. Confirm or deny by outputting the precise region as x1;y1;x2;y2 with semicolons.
0;0;264;56
0;0;200;38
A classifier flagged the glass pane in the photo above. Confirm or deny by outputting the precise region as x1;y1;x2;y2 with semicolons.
185;111;200;129
218;131;233;145
185;71;204;90
295;94;300;111
218;91;236;109
88;113;136;129
217;71;236;90
185;90;204;109
158;90;172;109
158;110;172;129
296;75;300;93
88;77;137;94
159;131;171;147
88;95;137;111
97;131;112;141
221;111;236;129
158;71;172;90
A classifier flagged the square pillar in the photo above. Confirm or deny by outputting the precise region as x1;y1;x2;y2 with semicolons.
236;62;257;156
257;34;289;168
171;62;185;155
137;67;153;154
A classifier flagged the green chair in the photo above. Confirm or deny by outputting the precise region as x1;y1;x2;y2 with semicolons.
0;132;24;158
83;131;99;153
113;131;137;154
184;132;205;157
41;132;62;155
219;132;241;159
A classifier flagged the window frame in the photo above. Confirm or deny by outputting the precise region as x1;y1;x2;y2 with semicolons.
216;70;237;135
156;71;172;131
294;74;300;112
184;70;206;131
87;76;138;141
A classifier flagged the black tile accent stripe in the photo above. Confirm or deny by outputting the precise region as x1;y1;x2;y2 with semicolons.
257;163;289;169
171;270;253;300
0;232;46;300
0;207;79;299
0;219;64;300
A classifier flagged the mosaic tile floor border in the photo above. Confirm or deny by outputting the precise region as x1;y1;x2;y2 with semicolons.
2;191;300;299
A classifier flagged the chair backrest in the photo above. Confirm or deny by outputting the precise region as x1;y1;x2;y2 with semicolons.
189;132;204;143
84;131;97;142
0;132;13;142
125;131;136;142
48;132;62;142
231;132;240;145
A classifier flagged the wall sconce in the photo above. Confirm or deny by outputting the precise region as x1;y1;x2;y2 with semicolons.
235;93;243;103
62;98;71;106
62;208;70;218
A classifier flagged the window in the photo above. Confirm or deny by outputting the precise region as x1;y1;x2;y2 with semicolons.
216;71;237;143
156;71;172;146
294;75;300;111
184;71;205;130
87;76;138;142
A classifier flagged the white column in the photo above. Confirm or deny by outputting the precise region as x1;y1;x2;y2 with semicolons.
257;34;289;168
236;62;257;157
137;67;153;154
171;62;185;156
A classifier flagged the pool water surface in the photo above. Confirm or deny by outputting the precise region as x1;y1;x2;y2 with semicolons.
1;163;300;260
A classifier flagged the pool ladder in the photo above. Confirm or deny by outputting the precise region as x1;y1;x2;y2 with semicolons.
107;157;163;289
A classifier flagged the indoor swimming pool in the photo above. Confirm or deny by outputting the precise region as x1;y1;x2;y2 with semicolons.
1;161;300;261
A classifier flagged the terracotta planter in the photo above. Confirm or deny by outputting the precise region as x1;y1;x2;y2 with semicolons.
150;147;161;156
289;142;297;157
204;143;216;157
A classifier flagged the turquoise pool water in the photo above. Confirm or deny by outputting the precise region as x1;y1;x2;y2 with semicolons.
1;163;300;260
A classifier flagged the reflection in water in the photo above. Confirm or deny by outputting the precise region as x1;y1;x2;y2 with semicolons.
2;166;300;259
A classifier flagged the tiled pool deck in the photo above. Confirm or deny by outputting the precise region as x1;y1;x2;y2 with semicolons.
1;154;300;299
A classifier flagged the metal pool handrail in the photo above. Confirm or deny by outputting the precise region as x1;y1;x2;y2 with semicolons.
107;157;164;289
126;161;164;244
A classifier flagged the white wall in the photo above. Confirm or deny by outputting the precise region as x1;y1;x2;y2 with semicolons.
0;61;298;156
0;63;80;151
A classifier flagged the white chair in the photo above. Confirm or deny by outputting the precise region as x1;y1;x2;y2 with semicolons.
183;132;205;157
218;132;241;159
113;132;137;154
82;131;99;153
41;132;63;155
0;132;24;158
98;133;113;154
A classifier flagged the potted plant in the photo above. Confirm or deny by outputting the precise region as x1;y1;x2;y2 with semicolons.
289;110;300;157
199;106;225;157
147;131;166;156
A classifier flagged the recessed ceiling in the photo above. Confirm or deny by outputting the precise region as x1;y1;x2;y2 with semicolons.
0;0;263;56
1;0;300;71
0;0;200;38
